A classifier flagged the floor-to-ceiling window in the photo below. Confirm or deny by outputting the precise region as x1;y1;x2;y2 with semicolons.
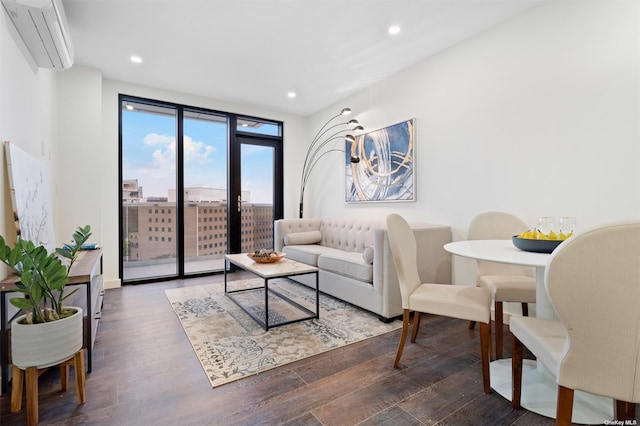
119;95;283;283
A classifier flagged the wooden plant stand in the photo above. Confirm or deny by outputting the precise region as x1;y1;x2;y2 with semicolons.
10;349;86;426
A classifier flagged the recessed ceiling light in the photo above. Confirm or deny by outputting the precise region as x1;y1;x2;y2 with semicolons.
130;55;143;64
388;25;401;35
287;91;296;98
125;105;134;111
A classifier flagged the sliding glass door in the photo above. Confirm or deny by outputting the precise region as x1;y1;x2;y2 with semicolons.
120;96;282;283
238;137;281;253
182;110;229;275
121;101;179;280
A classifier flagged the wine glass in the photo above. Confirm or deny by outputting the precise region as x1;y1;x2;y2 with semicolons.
538;217;554;236
559;217;577;238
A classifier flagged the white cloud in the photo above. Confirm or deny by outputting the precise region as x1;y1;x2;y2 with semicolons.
143;133;216;169
152;142;176;169
184;136;216;164
126;133;219;197
143;133;173;146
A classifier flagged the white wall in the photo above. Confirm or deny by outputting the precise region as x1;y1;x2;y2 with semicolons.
0;12;58;274
56;67;103;250
303;0;640;287
305;1;640;235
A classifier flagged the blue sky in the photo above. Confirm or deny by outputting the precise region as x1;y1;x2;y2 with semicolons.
122;110;274;203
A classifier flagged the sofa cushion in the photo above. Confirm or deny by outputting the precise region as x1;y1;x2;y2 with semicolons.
318;251;374;283
284;230;322;246
363;245;374;264
320;220;382;253
282;245;343;266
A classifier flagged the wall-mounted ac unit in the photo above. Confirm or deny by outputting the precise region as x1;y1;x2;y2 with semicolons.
1;0;74;69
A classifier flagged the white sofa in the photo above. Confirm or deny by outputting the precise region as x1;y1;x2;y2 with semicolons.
274;218;452;322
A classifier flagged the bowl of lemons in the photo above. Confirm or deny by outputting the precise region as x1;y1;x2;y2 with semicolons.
512;229;572;254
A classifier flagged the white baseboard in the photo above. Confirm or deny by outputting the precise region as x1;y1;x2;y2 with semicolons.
104;278;121;289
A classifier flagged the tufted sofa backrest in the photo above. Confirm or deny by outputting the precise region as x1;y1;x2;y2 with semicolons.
319;219;384;253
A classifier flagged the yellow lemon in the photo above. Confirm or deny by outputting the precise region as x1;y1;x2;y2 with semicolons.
559;232;568;240
548;231;558;240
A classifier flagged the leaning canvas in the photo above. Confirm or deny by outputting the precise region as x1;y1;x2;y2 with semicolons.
345;119;415;203
4;141;57;252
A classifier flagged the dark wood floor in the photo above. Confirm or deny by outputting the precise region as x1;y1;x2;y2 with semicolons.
1;273;566;425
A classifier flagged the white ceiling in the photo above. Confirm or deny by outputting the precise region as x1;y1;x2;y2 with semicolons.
63;0;541;116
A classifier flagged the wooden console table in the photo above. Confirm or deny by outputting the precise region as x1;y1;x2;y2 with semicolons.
0;249;103;394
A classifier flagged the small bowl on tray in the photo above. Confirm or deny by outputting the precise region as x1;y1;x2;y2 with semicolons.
512;236;563;254
247;252;286;263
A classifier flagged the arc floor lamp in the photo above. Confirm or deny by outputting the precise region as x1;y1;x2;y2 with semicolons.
299;108;363;218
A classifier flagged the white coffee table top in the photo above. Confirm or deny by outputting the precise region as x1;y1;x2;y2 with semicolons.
225;253;318;279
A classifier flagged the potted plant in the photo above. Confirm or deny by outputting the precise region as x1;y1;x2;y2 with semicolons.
0;225;92;368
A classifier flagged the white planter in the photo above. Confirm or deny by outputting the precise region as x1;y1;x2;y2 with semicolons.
11;307;83;369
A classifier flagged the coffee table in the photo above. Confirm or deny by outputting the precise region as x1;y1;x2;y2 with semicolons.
224;253;319;330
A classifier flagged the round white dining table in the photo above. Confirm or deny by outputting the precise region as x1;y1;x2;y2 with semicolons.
443;239;613;424
443;240;554;319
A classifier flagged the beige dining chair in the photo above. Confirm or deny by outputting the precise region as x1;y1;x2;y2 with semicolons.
511;221;640;425
468;211;535;359
386;213;492;393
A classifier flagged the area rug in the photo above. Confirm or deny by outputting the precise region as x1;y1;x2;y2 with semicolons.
165;278;401;388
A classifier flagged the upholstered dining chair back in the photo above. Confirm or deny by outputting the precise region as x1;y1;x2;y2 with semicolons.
468;211;534;280
386;213;423;309
547;221;640;403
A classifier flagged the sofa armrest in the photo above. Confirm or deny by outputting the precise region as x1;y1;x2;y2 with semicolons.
273;218;323;251
373;228;400;307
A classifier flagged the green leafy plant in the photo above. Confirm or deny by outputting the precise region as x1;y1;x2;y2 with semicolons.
0;225;92;324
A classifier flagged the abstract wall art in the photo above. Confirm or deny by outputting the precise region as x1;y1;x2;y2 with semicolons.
345;119;415;203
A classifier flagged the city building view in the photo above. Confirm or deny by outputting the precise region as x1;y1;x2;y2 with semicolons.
122;180;274;279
